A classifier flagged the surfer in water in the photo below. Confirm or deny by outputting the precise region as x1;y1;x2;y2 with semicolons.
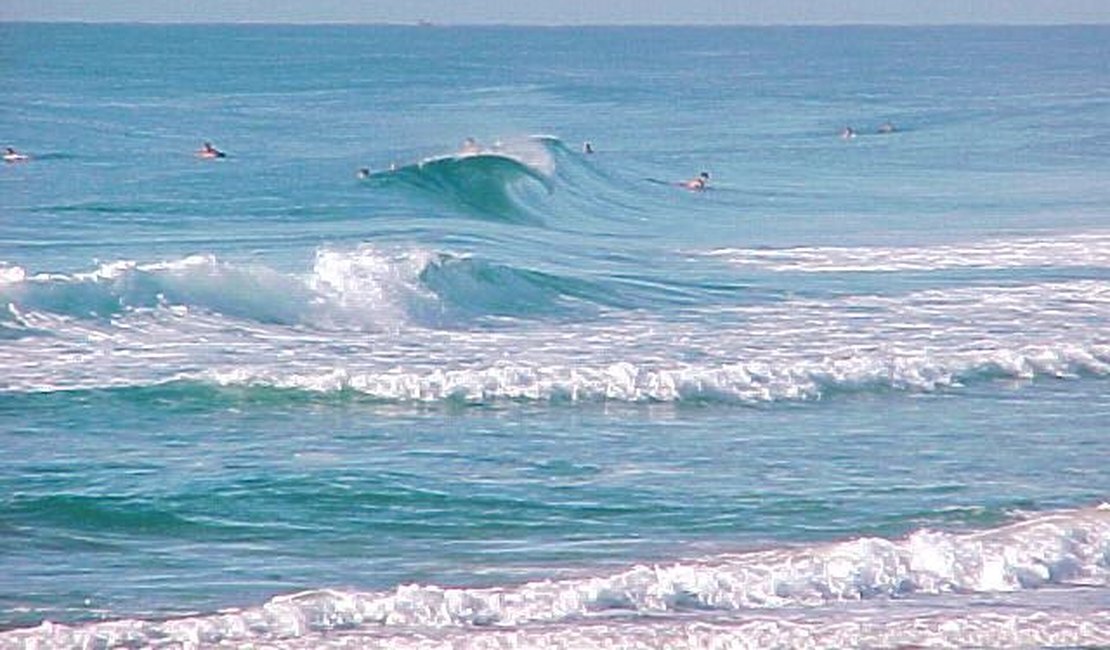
356;167;371;179
877;122;896;134
4;147;29;163
583;141;595;154
459;137;481;155
683;171;710;191
840;126;857;140
197;142;226;159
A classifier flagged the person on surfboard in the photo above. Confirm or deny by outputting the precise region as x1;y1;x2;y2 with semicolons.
197;142;226;159
4;147;29;163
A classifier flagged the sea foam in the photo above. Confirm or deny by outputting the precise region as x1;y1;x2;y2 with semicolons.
705;230;1110;272
3;262;1110;400
5;505;1107;648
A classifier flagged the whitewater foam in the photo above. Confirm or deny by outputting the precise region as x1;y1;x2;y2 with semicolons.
3;263;1110;400
4;505;1107;648
0;263;26;285
196;341;1110;404
705;231;1110;272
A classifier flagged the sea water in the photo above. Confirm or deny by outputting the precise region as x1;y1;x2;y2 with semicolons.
1;23;1109;648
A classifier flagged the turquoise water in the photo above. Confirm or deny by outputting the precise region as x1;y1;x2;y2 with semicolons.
2;23;1109;647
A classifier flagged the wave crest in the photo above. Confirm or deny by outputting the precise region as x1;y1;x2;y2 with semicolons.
6;505;1108;647
0;245;600;335
0;255;312;326
197;341;1110;403
366;137;556;223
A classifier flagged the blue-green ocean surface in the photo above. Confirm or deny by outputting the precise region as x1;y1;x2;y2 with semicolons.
1;23;1109;648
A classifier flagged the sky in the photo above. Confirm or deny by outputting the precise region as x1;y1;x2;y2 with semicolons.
2;0;1108;25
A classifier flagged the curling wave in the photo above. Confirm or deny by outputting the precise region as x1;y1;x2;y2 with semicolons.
360;135;650;230
364;137;556;224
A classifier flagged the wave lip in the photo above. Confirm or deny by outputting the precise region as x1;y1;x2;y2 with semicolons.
705;231;1110;272
365;136;557;223
5;504;1109;647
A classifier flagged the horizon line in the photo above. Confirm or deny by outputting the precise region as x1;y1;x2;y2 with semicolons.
3;19;1109;27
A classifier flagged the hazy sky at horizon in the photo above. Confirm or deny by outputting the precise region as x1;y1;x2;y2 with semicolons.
3;0;1109;25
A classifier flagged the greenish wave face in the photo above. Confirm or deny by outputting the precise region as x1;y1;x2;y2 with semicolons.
370;150;554;224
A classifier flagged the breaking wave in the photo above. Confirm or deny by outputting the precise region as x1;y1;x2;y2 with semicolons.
194;342;1110;404
5;504;1108;648
0;245;606;333
363;137;556;224
359;135;651;229
3;269;1109;400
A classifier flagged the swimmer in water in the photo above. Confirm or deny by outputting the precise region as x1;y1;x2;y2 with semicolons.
4;147;29;163
683;171;710;191
197;142;226;159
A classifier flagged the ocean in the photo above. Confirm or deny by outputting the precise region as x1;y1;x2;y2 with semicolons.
1;22;1109;648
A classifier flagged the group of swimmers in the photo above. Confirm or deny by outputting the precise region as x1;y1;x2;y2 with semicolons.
584;141;709;192
10;125;892;197
4;142;227;164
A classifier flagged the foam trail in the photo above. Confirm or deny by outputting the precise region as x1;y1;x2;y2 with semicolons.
705;231;1110;272
13;607;1109;649
4;505;1108;647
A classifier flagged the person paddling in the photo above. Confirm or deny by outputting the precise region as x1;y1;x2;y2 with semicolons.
683;171;710;191
197;141;226;159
